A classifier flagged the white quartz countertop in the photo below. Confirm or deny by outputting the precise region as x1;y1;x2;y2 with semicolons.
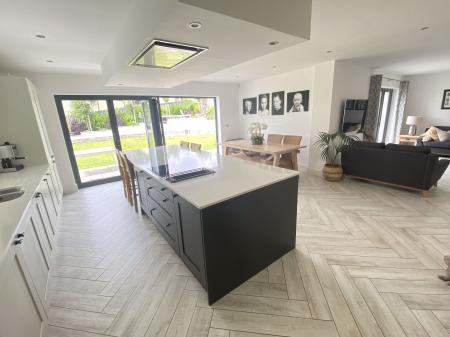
0;165;48;265
126;146;299;209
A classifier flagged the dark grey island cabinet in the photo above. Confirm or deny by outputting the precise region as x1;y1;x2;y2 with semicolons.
135;168;299;304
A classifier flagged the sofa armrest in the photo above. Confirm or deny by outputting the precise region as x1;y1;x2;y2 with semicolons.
431;159;450;186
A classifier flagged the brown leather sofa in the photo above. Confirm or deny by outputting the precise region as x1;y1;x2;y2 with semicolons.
342;141;449;196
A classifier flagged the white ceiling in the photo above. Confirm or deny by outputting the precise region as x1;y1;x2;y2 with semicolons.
1;0;450;85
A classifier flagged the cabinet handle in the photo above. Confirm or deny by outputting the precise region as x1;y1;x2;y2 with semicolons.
13;239;23;245
146;177;152;180
161;187;167;191
34;192;42;198
51;155;55;158
165;223;171;228
162;198;169;203
43;178;47;182
16;233;24;239
52;160;56;163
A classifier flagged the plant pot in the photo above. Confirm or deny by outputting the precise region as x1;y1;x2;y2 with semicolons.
322;164;343;182
251;135;264;145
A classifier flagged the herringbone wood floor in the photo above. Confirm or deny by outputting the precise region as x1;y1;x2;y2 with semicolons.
46;170;450;337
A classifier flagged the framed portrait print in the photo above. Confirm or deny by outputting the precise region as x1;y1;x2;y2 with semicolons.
243;97;257;115
442;89;450;109
258;93;270;116
286;90;310;113
271;91;285;115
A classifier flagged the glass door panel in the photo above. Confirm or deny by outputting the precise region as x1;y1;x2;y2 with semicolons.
112;100;149;151
158;97;217;151
60;99;120;186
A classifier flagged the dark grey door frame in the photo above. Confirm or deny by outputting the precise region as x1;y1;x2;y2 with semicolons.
55;95;217;188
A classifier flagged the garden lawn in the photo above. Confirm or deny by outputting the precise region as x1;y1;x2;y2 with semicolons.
75;133;217;170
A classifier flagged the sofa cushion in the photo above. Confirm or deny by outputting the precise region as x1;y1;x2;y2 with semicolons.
420;126;440;141
437;128;450;142
386;143;431;154
353;141;385;149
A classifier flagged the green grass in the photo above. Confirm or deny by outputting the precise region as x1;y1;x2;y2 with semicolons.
75;134;216;170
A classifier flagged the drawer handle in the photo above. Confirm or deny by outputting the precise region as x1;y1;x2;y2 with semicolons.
165;222;171;228
16;233;24;239
148;186;153;190
13;238;23;245
162;198;169;203
34;192;42;198
161;187;167;191
146;177;152;180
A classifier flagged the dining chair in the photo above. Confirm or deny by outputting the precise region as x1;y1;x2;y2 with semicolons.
117;151;132;205
180;140;190;149
267;134;284;144
279;135;302;170
122;153;139;213
259;134;284;161
190;143;202;151
115;150;127;199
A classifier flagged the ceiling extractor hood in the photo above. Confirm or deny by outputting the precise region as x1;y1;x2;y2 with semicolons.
129;39;208;69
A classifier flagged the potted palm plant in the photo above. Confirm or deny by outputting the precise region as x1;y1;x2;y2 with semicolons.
315;131;358;181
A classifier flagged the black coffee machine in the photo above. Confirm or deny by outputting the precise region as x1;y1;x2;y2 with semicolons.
0;142;26;173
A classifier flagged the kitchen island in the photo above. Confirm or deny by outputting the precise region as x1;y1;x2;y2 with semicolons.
126;146;299;304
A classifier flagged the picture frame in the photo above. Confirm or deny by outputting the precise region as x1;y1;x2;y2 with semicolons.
271;91;285;115
258;93;270;116
243;97;257;115
441;89;450;109
286;90;310;112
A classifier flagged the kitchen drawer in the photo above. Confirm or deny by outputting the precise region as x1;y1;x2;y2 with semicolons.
146;175;173;200
147;186;174;216
149;205;178;249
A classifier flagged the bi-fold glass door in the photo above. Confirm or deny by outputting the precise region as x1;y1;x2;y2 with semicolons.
56;95;218;188
55;96;163;188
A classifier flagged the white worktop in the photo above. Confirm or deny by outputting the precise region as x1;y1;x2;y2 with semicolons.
0;165;48;264
126;146;299;209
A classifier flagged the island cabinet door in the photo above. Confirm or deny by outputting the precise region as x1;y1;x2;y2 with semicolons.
136;170;150;214
174;196;206;287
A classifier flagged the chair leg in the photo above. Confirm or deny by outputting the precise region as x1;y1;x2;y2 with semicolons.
422;190;430;198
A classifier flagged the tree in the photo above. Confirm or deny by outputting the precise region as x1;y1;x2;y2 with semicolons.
70;101;93;131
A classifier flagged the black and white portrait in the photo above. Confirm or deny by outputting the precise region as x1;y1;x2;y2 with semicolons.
258;93;270;116
243;97;257;115
271;91;284;115
287;90;309;113
442;89;450;109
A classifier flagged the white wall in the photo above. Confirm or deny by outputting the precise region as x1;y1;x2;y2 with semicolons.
330;61;371;133
403;70;450;134
23;73;240;194
238;66;315;168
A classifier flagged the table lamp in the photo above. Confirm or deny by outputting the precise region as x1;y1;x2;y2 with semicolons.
405;116;423;136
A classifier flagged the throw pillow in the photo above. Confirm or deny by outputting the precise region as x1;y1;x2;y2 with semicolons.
420;126;440;141
437;128;450;142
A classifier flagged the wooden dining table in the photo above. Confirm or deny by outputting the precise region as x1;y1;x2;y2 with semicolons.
223;139;307;170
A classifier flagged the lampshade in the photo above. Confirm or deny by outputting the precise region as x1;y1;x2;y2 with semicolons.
405;115;423;125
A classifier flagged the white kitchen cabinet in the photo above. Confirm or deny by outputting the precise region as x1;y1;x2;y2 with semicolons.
0;246;46;337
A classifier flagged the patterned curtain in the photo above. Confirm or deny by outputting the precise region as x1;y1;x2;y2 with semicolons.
394;81;409;141
364;75;382;141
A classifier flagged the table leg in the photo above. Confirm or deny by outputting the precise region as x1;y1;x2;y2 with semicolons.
273;153;280;167
224;145;230;156
291;151;299;171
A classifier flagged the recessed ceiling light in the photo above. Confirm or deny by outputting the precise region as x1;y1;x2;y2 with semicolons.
46;60;53;63
272;65;277;69
420;26;430;31
326;50;333;54
188;22;202;29
35;34;46;39
269;41;279;46
118;83;124;86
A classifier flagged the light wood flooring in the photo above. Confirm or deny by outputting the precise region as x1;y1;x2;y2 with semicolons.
46;170;450;337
